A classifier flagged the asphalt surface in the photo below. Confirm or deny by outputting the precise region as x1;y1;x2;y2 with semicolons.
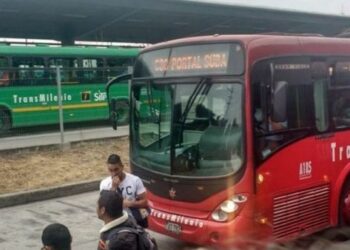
1;187;350;250
0;191;192;250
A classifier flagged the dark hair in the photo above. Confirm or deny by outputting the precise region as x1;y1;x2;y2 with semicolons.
98;190;123;218
107;154;123;165
41;223;72;250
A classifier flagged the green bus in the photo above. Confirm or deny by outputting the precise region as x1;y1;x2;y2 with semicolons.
0;45;139;133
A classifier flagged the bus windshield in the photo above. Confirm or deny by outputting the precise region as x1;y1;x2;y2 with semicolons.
131;78;243;177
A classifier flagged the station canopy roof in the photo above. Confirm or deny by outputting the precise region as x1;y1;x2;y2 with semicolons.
1;0;350;45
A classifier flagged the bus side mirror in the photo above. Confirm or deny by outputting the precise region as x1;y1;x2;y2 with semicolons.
272;81;287;123
109;98;130;130
106;73;132;130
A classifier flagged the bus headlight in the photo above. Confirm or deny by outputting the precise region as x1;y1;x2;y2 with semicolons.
220;200;237;213
211;194;247;222
211;209;228;222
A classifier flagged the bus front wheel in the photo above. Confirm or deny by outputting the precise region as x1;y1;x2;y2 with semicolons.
0;110;11;134
339;178;350;226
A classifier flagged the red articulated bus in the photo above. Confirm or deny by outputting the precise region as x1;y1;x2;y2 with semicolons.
117;34;350;247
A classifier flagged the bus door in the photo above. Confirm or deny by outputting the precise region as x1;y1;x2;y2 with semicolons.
253;57;331;240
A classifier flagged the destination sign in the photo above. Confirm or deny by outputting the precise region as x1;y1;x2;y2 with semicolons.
272;57;311;85
274;64;310;70
134;43;244;78
154;53;228;72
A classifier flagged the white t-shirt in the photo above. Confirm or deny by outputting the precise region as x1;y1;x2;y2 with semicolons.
99;173;146;201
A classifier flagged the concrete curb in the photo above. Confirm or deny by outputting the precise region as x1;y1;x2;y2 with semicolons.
0;179;100;209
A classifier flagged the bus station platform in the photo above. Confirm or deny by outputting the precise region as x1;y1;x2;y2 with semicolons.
0;126;128;151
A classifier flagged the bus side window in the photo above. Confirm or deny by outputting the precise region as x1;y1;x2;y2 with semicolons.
32;58;46;85
0;57;9;86
312;62;329;133
270;81;288;129
49;58;79;84
253;58;314;160
19;65;30;85
106;58;132;80
81;58;104;83
332;92;350;127
12;57;45;86
331;61;350;128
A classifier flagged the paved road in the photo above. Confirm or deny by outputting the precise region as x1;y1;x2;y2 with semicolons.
0;191;194;250
1;191;350;250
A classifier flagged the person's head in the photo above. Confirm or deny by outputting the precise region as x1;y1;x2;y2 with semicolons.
97;190;124;221
107;154;124;178
196;104;211;118
41;223;72;250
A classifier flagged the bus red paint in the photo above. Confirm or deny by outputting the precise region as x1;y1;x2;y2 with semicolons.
111;34;350;247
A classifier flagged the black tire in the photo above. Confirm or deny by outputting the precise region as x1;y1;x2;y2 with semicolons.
339;178;350;227
319;180;350;242
115;100;129;126
0;110;11;134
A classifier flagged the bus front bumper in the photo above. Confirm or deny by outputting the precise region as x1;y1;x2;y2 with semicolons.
149;209;254;247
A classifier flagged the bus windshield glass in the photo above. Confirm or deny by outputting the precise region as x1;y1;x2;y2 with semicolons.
131;79;243;177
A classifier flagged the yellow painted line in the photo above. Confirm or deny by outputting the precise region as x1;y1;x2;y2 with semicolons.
13;102;107;113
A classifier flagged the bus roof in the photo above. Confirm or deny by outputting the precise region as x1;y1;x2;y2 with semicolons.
0;45;140;58
141;34;350;57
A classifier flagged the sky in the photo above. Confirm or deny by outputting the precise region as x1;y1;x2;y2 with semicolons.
186;0;350;17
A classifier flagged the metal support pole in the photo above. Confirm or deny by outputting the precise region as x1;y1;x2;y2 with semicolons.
127;66;133;93
56;67;65;147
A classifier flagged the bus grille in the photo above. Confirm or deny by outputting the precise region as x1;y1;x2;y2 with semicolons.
272;184;330;239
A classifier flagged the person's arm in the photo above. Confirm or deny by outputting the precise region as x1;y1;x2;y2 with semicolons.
270;121;285;130
124;192;148;208
269;117;286;131
123;177;148;208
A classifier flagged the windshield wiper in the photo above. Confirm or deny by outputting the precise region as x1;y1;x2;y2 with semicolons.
180;77;209;124
175;78;211;147
145;82;168;149
146;82;158;123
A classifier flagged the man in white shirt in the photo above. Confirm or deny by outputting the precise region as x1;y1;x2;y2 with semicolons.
100;154;149;227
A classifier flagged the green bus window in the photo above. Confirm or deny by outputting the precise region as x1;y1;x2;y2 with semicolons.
49;58;79;84
106;58;133;80
32;58;46;85
0;57;9;86
13;57;45;86
81;58;104;83
13;57;30;86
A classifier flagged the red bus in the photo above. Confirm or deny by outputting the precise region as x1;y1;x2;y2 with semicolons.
110;34;350;247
